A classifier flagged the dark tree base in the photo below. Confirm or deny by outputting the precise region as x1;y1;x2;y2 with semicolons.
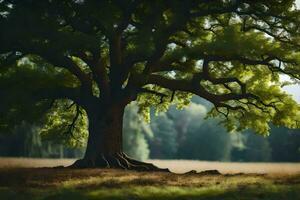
69;152;170;172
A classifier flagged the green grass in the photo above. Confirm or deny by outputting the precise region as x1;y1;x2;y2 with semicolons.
0;168;299;200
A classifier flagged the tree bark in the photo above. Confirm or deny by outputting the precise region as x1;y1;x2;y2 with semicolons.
85;102;124;160
70;100;169;172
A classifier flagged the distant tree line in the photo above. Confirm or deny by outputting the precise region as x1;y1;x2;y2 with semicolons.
0;122;84;158
123;97;300;162
0;97;299;162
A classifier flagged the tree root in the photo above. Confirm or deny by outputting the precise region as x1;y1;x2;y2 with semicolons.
184;169;221;175
68;152;170;172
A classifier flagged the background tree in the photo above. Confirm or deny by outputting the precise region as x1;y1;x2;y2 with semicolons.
177;119;232;161
0;0;300;170
269;127;300;162
239;131;272;162
149;113;177;159
123;103;151;161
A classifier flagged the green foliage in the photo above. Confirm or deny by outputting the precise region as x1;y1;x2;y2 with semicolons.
0;56;86;147
40;100;88;148
133;2;300;135
0;58;73;130
137;90;193;123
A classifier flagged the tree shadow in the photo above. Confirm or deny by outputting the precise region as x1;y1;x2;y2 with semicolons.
41;185;300;200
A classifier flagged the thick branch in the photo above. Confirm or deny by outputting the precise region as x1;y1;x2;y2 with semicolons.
33;86;81;104
190;1;241;17
74;51;111;98
152;50;300;80
25;46;93;92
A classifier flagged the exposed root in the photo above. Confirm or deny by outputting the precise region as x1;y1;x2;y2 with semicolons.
184;169;221;175
68;152;170;172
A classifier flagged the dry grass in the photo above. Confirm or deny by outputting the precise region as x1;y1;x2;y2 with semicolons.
151;159;300;175
0;158;299;200
0;157;75;168
1;157;300;174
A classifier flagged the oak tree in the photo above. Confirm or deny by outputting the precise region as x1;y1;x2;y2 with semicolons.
0;0;300;170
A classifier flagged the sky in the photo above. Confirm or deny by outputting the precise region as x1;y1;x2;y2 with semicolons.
282;80;300;103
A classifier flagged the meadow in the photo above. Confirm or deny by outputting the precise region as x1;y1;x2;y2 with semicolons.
0;158;299;200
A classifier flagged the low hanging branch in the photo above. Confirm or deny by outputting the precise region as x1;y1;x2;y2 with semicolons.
64;104;82;139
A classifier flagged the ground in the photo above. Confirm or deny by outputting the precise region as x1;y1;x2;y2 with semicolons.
0;158;300;200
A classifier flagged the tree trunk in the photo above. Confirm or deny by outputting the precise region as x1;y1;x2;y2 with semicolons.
70;101;169;172
84;102;124;160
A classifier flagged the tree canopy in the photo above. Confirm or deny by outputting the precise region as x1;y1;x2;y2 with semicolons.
0;0;300;152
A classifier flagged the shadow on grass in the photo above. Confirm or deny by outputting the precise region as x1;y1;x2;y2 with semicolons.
1;184;299;200
0;168;300;200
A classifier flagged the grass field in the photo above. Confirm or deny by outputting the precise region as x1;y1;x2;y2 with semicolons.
0;158;300;200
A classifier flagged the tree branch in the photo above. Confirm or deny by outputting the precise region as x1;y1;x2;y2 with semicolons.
146;74;259;104
190;0;241;17
116;0;141;34
138;88;168;104
201;59;246;94
33;86;81;105
63;104;82;139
